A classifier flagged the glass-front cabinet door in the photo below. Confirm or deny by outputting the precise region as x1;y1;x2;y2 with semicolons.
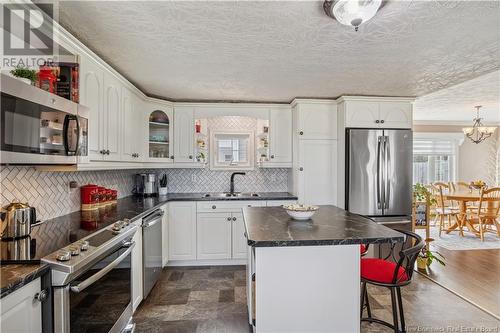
145;105;173;163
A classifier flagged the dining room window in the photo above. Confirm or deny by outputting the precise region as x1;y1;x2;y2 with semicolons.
413;137;457;184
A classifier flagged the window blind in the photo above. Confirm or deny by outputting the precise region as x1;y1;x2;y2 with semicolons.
413;139;456;155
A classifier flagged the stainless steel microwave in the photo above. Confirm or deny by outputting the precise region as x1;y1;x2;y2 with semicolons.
1;74;88;164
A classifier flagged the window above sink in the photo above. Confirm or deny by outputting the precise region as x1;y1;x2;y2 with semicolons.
210;130;255;170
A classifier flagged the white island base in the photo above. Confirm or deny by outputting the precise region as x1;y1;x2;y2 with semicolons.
247;244;360;333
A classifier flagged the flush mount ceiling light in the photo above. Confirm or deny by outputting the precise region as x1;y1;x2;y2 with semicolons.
462;106;497;144
324;0;384;31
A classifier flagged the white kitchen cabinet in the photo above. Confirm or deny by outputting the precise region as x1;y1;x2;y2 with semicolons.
131;226;143;312
343;99;412;129
379;101;412;128
102;72;122;161
231;212;247;259
266;108;292;166
173;106;195;163
297;139;337;205
121;88;144;162
168;202;197;260
0;278;42;333
80;55;104;160
294;101;337;140
344;100;380;128
144;102;174;163
197;213;232;260
161;204;169;267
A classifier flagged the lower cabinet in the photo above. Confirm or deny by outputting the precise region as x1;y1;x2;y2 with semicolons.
167;200;296;263
168;202;197;260
0;278;43;333
161;204;169;267
197;213;232;260
131;227;143;312
231;212;247;259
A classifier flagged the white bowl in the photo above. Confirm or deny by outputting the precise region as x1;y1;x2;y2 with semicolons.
283;204;319;221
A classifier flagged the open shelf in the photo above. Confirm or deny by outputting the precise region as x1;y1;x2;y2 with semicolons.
149;141;169;145
149;121;170;127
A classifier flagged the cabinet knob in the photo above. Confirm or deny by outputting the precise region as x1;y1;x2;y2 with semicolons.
189;155;193;159
212;205;216;209
106;150;111;155
375;120;380;124
170;156;174;160
299;167;304;171
380;120;385;124
270;155;275;159
227;217;232;221
299;131;304;135
34;289;48;302
232;216;237;221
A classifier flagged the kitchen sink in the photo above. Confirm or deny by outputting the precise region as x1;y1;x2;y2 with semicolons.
201;192;260;198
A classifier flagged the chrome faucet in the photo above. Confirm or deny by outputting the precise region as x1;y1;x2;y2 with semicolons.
230;172;246;194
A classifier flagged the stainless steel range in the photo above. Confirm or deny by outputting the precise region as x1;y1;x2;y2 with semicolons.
42;219;137;333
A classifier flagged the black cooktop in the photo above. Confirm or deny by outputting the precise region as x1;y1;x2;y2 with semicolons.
0;206;124;263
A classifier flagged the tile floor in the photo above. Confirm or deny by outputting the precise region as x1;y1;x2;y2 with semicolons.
133;265;499;333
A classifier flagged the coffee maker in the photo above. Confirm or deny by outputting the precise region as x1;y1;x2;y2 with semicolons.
134;173;157;197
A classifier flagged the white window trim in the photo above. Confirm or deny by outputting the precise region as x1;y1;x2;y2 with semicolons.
209;130;255;171
413;132;464;182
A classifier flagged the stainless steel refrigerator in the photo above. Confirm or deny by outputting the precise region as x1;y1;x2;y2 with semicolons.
346;129;412;220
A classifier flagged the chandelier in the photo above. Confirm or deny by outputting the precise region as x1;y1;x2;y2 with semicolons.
323;0;384;31
462;106;496;144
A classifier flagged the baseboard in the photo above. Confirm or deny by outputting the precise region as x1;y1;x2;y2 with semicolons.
166;259;247;267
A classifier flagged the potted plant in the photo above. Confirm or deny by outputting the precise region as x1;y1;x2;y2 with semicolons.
10;66;38;85
158;174;168;196
417;245;445;270
413;183;436;205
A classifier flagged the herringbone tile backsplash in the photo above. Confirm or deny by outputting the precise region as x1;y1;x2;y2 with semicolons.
0;166;290;221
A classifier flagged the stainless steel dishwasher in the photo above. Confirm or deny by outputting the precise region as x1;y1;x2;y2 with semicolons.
142;209;164;298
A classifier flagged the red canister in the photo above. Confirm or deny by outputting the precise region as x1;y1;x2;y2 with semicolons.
97;186;108;207
106;189;113;206
111;190;118;203
81;184;99;211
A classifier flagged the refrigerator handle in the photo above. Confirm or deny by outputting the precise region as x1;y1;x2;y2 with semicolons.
383;136;390;210
376;136;382;210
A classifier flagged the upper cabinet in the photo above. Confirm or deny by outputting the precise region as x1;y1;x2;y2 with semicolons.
293;101;337;140
173;106;195;163
80;55;104;160
122;88;144;162
342;98;413;129
145;103;174;163
102;72;122;161
267;108;292;166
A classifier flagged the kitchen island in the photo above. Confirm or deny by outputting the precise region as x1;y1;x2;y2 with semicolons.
243;205;404;333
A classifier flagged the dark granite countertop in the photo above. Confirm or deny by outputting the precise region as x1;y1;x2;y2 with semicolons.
243;205;405;247
1;263;50;298
1;192;296;297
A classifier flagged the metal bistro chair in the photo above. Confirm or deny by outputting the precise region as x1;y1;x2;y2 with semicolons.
360;230;424;333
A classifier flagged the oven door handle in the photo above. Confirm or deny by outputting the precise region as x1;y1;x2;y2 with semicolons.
70;241;135;293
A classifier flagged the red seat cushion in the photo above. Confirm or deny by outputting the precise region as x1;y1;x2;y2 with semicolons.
360;244;367;255
361;258;408;284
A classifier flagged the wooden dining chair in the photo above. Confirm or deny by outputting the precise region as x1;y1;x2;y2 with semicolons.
466;187;500;241
425;184;439;226
433;182;460;236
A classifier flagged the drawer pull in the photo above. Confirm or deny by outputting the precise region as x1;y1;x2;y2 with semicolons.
34;289;48;302
227;217;232;221
212;205;216;209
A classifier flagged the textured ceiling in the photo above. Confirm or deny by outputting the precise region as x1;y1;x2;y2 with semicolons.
54;1;500;103
414;70;500;124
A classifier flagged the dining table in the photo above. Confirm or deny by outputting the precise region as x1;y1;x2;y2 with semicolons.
444;189;496;235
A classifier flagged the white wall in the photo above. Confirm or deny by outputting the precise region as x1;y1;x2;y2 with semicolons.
458;135;497;185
